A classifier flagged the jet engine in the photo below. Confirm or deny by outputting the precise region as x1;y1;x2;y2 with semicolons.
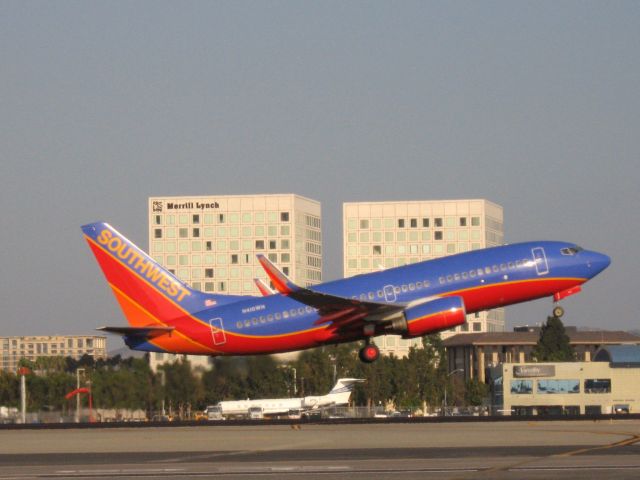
390;296;466;338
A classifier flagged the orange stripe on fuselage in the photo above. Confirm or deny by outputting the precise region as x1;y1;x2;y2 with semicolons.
109;284;217;354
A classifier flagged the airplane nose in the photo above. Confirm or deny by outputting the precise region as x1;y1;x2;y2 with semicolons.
587;251;611;276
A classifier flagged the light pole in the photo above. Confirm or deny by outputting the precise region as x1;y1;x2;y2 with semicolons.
76;368;85;423
444;369;463;416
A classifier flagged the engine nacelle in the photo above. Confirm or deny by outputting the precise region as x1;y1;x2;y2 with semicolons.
391;296;466;338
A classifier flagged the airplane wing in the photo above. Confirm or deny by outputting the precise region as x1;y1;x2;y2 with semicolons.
97;326;175;339
256;255;404;330
254;278;275;296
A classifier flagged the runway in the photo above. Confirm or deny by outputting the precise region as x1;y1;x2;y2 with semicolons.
1;420;640;479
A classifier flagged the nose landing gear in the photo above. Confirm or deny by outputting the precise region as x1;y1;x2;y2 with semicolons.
552;305;565;318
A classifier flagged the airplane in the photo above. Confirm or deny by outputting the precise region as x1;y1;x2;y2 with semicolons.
208;378;363;419
81;222;610;363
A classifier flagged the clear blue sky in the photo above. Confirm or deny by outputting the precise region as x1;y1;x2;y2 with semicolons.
1;1;639;342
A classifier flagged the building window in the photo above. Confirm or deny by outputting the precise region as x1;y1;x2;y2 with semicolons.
510;380;533;394
410;218;417;228
154;215;162;225
360;219;369;229
179;228;188;238
269;240;277;250
584;379;611;393
280;212;289;222
205;268;214;278
473;322;481;331
193;228;200;238
193;214;200;224
398;219;405;228
434;231;443;240
231;254;238;264
459;217;467;227
373;245;382;255
154;229;162;239
422;218;429;228
255;240;265;250
537;379;580;394
471;216;480;226
434;218;443;227
205;241;212;251
281;253;290;263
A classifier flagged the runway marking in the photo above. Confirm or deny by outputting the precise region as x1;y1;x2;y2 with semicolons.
555;433;640;457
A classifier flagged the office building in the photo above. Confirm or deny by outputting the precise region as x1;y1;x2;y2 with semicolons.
492;345;640;415
0;335;107;372
147;193;322;370
444;329;640;383
343;199;505;357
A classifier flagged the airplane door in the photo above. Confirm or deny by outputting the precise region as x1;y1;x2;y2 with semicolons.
383;285;397;303
209;318;227;346
532;247;549;276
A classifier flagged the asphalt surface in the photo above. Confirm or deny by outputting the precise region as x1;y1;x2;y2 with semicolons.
1;420;639;479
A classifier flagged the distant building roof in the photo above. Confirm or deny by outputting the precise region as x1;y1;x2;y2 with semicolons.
594;345;640;367
443;331;640;348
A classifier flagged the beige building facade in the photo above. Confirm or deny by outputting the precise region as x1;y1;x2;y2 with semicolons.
494;359;640;415
343;199;505;357
0;335;107;371
147;193;322;370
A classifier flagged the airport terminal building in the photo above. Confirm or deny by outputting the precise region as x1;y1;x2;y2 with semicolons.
343;199;505;357
492;346;640;415
147;193;322;371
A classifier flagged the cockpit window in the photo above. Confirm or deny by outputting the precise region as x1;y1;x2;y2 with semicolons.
561;246;584;256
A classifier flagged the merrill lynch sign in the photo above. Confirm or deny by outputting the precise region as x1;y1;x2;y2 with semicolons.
513;365;555;378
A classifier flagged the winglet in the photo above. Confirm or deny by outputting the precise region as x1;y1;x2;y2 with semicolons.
256;254;299;295
254;278;275;296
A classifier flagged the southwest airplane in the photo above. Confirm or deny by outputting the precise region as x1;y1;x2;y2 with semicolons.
82;222;610;363
211;378;363;418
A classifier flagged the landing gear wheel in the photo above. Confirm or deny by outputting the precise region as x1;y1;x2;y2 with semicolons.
553;305;565;318
359;343;380;363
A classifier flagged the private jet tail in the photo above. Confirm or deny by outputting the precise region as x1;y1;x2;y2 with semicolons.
326;378;365;405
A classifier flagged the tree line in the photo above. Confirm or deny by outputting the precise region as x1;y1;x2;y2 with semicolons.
0;335;486;416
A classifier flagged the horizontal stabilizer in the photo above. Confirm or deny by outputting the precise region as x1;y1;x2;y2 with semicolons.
97;326;175;339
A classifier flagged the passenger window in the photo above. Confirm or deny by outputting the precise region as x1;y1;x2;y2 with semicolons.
298;307;305;315
252;318;259;325
485;267;492;274
439;277;445;284
462;272;468;280
508;262;515;269
394;286;401;293
446;275;453;282
500;264;507;271
377;290;384;297
401;285;408;292
259;316;266;323
244;319;251;327
236;321;243;329
290;309;297;317
454;274;460;281
424;280;430;287
409;284;415;291
267;314;274;322
368;292;375;300
416;282;422;289
492;265;499;273
275;313;281;320
470;270;477;278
